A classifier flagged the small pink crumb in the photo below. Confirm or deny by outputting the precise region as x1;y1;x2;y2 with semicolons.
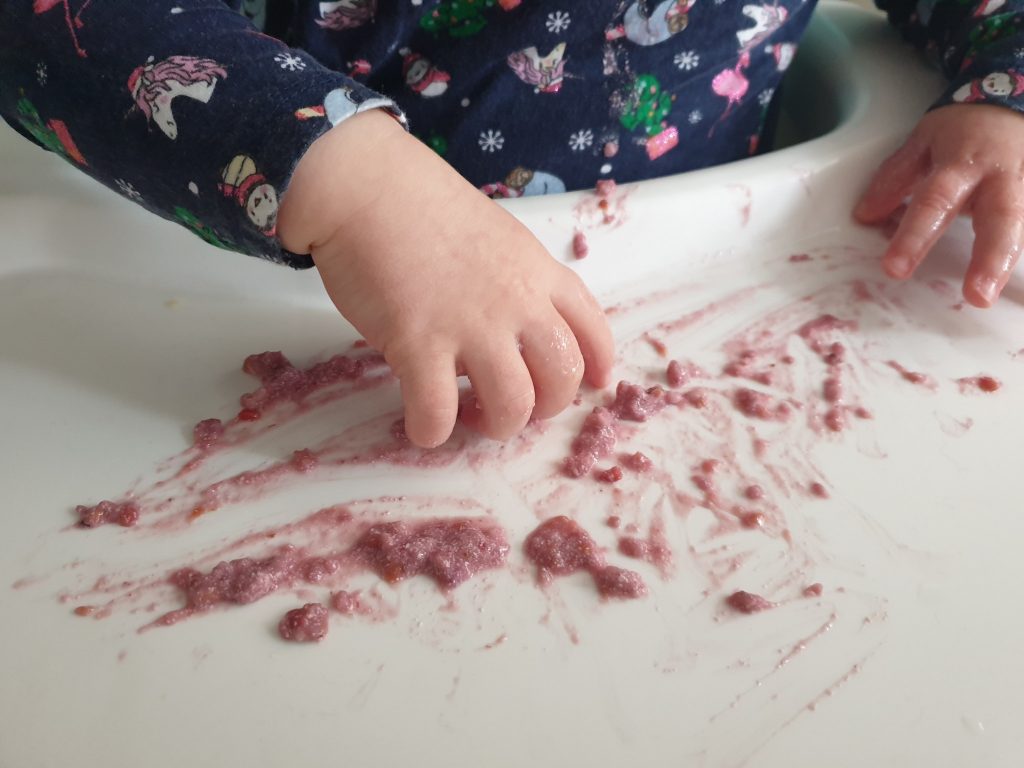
330;590;362;615
781;355;795;365
192;418;225;450
238;408;262;422
606;515;622;529
789;253;812;263
803;583;824;598
744;485;765;501
733;388;791;421
824;407;845;432
73;605;96;617
609;381;668;422
886;360;934;387
278;603;329;643
691;474;712;493
595;179;617;197
666;360;684;387
572;231;589;260
854;407;873;419
684;388;709;408
666;359;704;388
726;590;775;614
76;500;140;528
809;482;829;499
352;339;369;349
622;451;653;473
700;459;721;474
958;375;1001;393
645;335;668;357
593;566;647;600
564;407;617;478
595;466;623;483
740;512;765;529
823;377;842;404
603;142;618;158
290;449;318;473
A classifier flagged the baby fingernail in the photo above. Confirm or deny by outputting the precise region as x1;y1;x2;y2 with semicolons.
886;256;911;277
977;276;1000;302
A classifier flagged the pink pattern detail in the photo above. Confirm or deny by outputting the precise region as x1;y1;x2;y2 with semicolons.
646;126;679;160
710;52;750;134
34;0;93;58
127;57;227;121
316;0;376;31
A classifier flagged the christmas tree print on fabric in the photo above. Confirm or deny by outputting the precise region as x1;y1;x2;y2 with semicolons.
616;74;678;160
420;0;519;38
15;94;87;165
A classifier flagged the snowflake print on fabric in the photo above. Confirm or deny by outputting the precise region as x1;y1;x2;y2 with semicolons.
674;51;699;70
115;178;143;202
688;109;703;124
479;129;504;152
568;129;593;151
274;52;307;72
1016;46;1024;57
757;88;775;106
546;11;571;33
36;63;47;86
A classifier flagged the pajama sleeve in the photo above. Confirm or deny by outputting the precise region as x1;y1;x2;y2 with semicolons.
876;0;1024;116
0;0;403;268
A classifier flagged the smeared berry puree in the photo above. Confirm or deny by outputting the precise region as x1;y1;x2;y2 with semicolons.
352;519;508;590
886;361;935;388
525;516;646;600
158;515;507;626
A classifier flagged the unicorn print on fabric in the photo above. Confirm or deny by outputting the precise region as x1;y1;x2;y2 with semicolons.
507;43;567;94
127;55;228;140
316;0;376;30
736;4;789;51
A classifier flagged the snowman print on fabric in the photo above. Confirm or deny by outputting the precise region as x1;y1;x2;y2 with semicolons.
219;154;279;236
127;56;228;140
480;167;567;198
400;49;451;97
240;0;268;29
952;70;1024;101
294;86;396;125
507;43;568;93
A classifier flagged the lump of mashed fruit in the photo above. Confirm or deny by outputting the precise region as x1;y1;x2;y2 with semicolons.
278;602;329;643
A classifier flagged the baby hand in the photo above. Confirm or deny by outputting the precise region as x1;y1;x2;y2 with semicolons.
278;110;614;448
855;103;1024;307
